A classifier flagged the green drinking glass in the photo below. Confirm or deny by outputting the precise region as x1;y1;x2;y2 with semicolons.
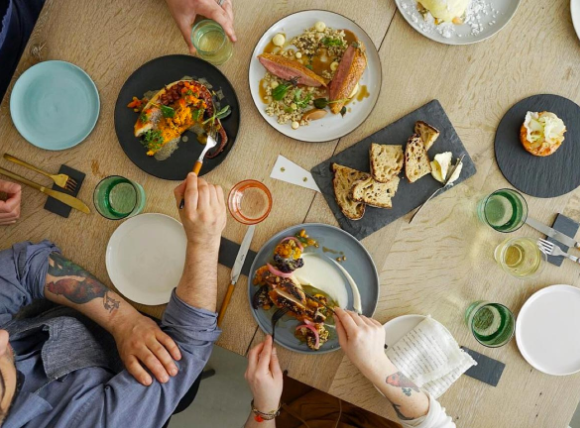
465;301;516;348
93;175;146;220
191;19;233;66
477;188;528;233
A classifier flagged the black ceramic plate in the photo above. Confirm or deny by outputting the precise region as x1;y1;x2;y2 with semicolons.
311;100;477;241
248;223;379;354
114;55;240;180
495;94;580;198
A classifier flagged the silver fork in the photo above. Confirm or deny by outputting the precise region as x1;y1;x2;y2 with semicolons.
537;239;580;264
179;125;219;209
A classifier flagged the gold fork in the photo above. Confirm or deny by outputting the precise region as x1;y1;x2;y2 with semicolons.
3;154;78;192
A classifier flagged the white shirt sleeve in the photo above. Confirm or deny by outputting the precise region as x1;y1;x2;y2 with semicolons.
398;394;455;428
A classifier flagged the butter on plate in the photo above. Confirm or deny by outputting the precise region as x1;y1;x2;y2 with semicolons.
430;152;463;184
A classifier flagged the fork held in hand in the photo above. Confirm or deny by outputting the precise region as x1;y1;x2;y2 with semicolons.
3;154;78;192
537;239;580;265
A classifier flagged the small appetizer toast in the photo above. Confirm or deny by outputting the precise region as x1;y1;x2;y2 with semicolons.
520;111;566;157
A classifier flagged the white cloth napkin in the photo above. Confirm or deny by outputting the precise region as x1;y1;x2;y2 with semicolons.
386;316;476;398
270;155;320;192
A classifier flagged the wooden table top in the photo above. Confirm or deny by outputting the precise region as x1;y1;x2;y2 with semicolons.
2;0;580;426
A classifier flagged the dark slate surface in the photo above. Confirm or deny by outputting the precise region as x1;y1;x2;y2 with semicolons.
218;236;256;277
311;100;477;241
44;165;86;218
546;213;579;267
495;94;580;198
461;346;505;387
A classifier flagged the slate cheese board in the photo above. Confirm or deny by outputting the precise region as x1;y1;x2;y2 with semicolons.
494;94;580;198
311;100;477;241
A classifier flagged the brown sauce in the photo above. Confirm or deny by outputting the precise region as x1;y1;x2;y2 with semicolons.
263;34;286;54
311;50;332;77
343;29;357;45
356;85;370;102
258;78;269;103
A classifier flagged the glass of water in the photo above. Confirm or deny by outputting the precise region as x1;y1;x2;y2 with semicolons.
477;188;528;233
494;237;545;278
465;301;516;348
191;20;233;66
93;176;146;220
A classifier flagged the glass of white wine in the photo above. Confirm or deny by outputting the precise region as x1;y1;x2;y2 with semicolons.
494;237;545;278
191;20;233;66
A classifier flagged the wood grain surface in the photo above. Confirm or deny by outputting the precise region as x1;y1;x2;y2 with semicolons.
1;0;580;427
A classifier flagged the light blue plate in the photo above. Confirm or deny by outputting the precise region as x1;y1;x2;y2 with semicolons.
10;61;99;150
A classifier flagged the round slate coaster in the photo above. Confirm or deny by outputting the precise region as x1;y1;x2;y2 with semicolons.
495;94;580;198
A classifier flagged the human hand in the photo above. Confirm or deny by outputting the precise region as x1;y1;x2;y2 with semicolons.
0;180;21;225
245;335;283;413
165;0;236;55
113;314;182;386
174;173;227;246
335;308;390;381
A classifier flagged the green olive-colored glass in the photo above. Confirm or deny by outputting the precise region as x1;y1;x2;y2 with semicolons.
477;188;528;233
465;301;516;348
93;176;146;220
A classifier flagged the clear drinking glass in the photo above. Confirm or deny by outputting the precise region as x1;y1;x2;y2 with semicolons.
477;188;528;233
93;175;146;220
191;19;233;66
465;301;516;348
494;237;545;278
227;180;272;225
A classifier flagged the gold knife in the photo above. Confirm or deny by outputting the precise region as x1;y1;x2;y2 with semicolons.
0;166;90;214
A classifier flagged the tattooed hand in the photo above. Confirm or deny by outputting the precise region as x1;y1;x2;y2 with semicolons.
112;315;182;386
334;307;389;379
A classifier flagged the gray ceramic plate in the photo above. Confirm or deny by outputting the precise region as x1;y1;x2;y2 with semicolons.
248;223;380;354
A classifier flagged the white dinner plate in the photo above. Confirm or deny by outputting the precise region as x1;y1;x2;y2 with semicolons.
572;0;580;42
516;285;580;376
395;0;521;45
248;10;382;143
106;213;187;305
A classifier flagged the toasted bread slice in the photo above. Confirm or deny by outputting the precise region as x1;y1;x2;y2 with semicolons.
369;143;404;183
350;176;400;209
405;134;432;183
414;121;440;151
332;163;370;220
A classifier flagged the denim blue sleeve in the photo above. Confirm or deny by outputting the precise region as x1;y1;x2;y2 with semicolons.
0;240;60;327
73;290;221;427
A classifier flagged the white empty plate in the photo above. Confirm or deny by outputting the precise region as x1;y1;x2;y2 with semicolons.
106;213;187;305
516;285;580;376
395;0;521;45
384;314;427;346
248;10;382;143
572;0;580;42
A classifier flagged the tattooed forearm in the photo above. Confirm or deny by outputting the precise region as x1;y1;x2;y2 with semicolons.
392;403;414;421
385;372;421;397
47;253;120;314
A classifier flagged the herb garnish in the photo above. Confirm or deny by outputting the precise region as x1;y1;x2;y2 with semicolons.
143;129;164;151
293;89;312;109
202;105;231;126
340;106;347;117
186;90;194;96
139;111;149;123
313;97;350;109
192;108;205;122
322;37;344;47
160;105;175;118
272;83;290;101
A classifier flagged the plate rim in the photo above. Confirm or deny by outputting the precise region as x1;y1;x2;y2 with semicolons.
394;0;522;46
572;0;580;42
113;54;241;180
105;212;185;306
247;222;380;354
247;9;383;143
515;284;580;376
10;60;100;151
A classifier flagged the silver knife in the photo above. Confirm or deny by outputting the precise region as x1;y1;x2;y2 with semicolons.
525;217;579;249
217;224;256;325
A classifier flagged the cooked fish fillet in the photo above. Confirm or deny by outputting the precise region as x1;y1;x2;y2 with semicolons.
328;42;367;114
258;53;327;87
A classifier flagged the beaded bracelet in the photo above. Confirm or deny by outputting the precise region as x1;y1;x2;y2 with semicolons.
251;400;281;422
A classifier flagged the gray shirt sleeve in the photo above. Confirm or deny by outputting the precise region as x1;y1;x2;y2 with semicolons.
72;289;221;428
0;240;60;327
